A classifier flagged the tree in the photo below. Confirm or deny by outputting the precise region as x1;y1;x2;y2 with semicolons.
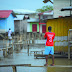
43;0;53;4
36;5;53;13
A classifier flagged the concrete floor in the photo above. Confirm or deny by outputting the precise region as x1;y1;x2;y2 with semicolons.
0;40;72;72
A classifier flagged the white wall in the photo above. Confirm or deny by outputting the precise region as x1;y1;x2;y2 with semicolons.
29;13;38;18
54;0;70;18
27;23;30;32
40;24;42;33
14;20;28;34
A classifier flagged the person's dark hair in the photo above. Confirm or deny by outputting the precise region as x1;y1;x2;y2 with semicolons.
48;26;52;31
9;28;11;30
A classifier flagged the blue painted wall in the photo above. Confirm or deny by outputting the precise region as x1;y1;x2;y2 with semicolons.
0;13;14;33
6;14;14;32
0;18;7;31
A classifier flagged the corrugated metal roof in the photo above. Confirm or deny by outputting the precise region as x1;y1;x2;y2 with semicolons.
14;15;24;20
61;6;72;11
38;11;53;15
0;10;16;18
27;18;39;22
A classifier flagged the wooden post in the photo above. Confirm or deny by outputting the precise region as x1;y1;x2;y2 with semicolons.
28;44;29;56
16;44;20;51
3;39;4;48
12;66;17;72
32;33;34;44
68;30;71;59
39;34;40;39
3;49;7;57
41;33;42;40
24;40;26;49
35;33;36;39
36;33;37;39
34;52;35;55
3;50;5;57
6;43;8;56
42;33;44;39
12;39;13;55
29;33;30;40
8;47;13;54
42;51;43;55
29;33;30;44
68;45;70;59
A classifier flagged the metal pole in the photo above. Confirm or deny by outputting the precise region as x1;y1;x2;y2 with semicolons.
70;0;71;16
70;0;71;6
19;21;20;35
68;30;70;59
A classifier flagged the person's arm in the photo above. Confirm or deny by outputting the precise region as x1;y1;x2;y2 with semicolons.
11;31;12;36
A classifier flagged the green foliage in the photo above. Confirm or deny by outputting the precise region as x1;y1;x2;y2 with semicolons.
36;5;53;12
14;13;19;15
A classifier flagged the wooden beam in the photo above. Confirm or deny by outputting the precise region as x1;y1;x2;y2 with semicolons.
0;64;31;67
30;65;72;67
0;64;72;68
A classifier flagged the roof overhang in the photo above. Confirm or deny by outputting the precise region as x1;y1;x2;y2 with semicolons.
43;16;72;22
27;18;39;23
38;11;53;15
0;10;16;18
61;6;72;11
12;11;16;18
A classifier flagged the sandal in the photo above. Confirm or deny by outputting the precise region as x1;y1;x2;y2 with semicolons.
50;64;55;66
44;64;48;66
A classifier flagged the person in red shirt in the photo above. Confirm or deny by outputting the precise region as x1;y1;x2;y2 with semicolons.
44;26;55;66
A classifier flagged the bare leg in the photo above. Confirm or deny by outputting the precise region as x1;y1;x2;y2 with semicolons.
44;55;48;66
46;55;48;64
51;55;54;66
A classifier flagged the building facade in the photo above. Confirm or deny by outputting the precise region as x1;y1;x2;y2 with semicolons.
14;15;28;34
38;11;53;33
54;0;72;18
27;18;39;33
46;17;72;52
0;10;16;33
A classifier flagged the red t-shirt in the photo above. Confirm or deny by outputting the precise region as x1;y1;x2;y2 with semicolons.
44;32;55;46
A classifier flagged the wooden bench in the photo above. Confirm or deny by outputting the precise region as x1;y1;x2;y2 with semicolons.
30;51;43;55
0;64;31;72
14;42;23;51
0;46;13;57
34;54;68;59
